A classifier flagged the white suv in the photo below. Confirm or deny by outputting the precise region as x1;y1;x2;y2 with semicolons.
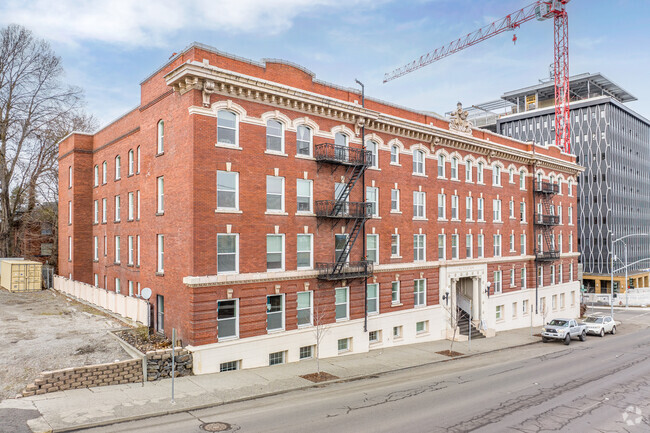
584;315;616;337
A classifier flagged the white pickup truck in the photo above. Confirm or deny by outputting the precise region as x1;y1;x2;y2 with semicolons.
541;318;587;345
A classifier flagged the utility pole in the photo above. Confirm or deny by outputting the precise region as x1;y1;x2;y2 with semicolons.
356;78;368;333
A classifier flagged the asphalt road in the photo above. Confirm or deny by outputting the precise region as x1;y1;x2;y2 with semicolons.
80;309;650;433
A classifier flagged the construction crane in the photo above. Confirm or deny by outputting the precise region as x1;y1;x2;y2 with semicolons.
384;1;572;154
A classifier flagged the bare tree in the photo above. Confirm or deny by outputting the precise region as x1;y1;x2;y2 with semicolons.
312;286;332;376
0;24;93;257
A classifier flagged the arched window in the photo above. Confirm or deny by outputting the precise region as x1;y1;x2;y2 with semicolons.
390;145;399;164
335;132;347;146
519;170;526;190
266;119;283;152
492;165;501;186
450;157;458;179
296;125;312;156
567;179;573;196
334;132;348;161
115;155;121;180
157;120;164;154
437;154;445;177
465;160;473;182
366;140;378;168
217;110;237;145
509;168;514;183
477;162;484;183
128;149;134;176
93;165;99;187
102;161;107;184
413;150;425;175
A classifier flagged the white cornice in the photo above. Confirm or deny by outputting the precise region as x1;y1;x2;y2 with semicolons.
165;62;583;175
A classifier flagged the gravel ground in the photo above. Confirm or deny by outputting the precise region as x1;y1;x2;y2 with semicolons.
0;288;130;400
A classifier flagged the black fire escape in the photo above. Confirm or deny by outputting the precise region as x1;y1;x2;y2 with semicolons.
534;179;560;262
314;143;373;280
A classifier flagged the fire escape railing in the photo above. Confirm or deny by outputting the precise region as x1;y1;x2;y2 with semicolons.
533;180;560;262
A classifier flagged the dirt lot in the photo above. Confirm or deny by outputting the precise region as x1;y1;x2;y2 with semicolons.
0;288;130;400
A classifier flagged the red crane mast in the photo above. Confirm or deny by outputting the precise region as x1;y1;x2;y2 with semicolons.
384;1;572;154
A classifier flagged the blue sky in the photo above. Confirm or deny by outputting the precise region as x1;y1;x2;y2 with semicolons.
2;0;649;126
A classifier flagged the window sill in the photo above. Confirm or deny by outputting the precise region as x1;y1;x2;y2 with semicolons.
416;331;430;337
465;219;474;222
391;302;403;307
390;210;402;214
156;152;164;157
264;150;288;157
128;174;134;178
367;167;381;171
412;173;428;178
335;318;349;323
437;218;448;222
93;259;98;263
155;272;164;277
114;262;121;265
390;255;402;259
127;218;134;222
215;209;243;214
218;336;239;342
266;268;285;273
295;211;315;217
295;154;314;160
215;143;243;151
389;162;401;167
370;216;381;220
413;217;428;221
267;329;285;334
450;178;461;182
265;211;288;216
437;176;447;180
127;263;134;267
450;218;461;222
466;180;473;184
156;212;164;216
114;220;121;224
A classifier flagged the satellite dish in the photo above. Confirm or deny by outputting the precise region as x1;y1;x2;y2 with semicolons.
141;287;152;300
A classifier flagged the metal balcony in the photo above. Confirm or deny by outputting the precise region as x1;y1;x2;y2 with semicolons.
535;250;560;262
316;261;373;280
533;180;559;194
315;143;372;166
314;200;372;219
534;214;560;226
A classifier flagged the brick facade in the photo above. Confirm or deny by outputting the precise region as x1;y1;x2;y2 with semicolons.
59;43;581;360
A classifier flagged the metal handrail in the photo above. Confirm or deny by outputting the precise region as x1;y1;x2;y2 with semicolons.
533;180;559;194
314;200;372;219
314;143;372;166
315;261;373;280
534;214;560;225
535;250;560;261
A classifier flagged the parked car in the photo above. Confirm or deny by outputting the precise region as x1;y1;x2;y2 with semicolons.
583;315;616;337
541;318;587;345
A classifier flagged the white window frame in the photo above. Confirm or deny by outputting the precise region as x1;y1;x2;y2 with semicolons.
450;157;458;180
114;235;121;264
466;234;473;258
520;170;526;190
296;179;313;213
477;162;484;184
265;119;284;153
296;233;313;270
266;175;285;213
413;150;425;175
391;281;400;304
414;278;426;307
128;149;134;176
217;110;238;147
493;199;501;222
465;160;473;182
493;234;502;257
115;155;121;180
477;197;484;221
520;234;526;255
466;196;473;221
296;291;312;327
94;200;98;224
451;234;458;259
93;236;98;261
93;165;99;187
266;294;285;332
414;191;426;219
437;154;445;178
157;234;164;273
390;145;399;164
477;234;484;258
157;120;164;154
128;235;134;265
367;283;379;315
451;195;459;220
366;234;379;264
414;234;426;262
438;234;446;260
391;189;400;212
493;270;502;293
391;234;400;257
114;195;121;222
217;170;239;211
266;234;285;272
218;299;239;340
335;287;349;321
296;124;312;157
367;186;379;217
217;233;239;274
102;161;107;184
157;176;164;213
366;140;378;169
128;192;134;221
437;193;446;220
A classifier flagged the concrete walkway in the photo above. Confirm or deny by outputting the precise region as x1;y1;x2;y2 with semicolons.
3;327;542;433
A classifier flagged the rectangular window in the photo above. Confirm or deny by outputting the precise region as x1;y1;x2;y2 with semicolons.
266;234;284;271
218;299;238;339
220;360;240;372
465;160;472;182
128;150;134;176
437;155;445;178
114;235;120;263
413;150;424;174
510;268;516;286
337;338;350;352
115;277;121;294
568;207;573;224
367;186;379;217
367;283;379;314
494;271;502;293
512;302;517;318
297;291;312;326
68;166;72;188
477;198;484;221
217;171;239;210
558;264;563;284
451;234;458;259
128;192;134;221
266;294;284;331
393;326;402;338
154;176;164;213
416;321;428;334
560;293;565;309
68;236;72;261
495;304;503;320
466;234;473;258
157;234;164;273
414;279;426;307
94;165;99;187
104;235;107;256
493;234;501;257
299;345;314;360
509;233;515;252
68;201;72;224
493;199;501;222
115;156;121;180
520;234;526;255
136;235;140;266
335;234;348;263
114;196;121;222
552;294;557;310
509;200;514;219
391;189;400;212
492;165;500;186
414;234;425;261
266;176;284;212
391;234;400;257
477;234;484;258
523;299;529;315
537;266;544;287
451;195;458;220
367;234;378;264
450;158;458;179
137;190;140;219
477;162;484;183
466;197;472;220
414;191;426;218
266;120;284;152
437;193;445;219
335;287;349;321
390;145;399;164
570;263;573;282
269;351;285;366
520;202;526;222
296;179;313;213
391;281;400;304
551;265;556;285
94;200;99;224
369;331;380;343
296;234;313;269
217;234;238;273
520;171;525;190
93;236;98;261
521;268;527;289
296;125;311;156
128;236;134;265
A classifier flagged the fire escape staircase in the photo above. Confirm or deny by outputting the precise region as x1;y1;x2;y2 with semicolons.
534;180;560;262
314;143;373;280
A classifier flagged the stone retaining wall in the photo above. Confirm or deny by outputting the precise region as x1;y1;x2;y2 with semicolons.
145;348;192;381
22;359;142;397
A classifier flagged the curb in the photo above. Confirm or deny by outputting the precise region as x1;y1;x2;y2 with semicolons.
49;338;543;433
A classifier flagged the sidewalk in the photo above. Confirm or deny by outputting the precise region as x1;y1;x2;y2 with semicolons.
5;327;542;433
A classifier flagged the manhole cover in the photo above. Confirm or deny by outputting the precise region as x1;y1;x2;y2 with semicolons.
201;422;231;432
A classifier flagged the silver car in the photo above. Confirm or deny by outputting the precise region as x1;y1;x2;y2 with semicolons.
583;315;616;337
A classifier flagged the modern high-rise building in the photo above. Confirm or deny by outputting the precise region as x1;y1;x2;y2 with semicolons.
473;73;650;294
59;43;580;374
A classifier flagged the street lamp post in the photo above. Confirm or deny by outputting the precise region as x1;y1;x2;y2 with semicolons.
611;233;650;317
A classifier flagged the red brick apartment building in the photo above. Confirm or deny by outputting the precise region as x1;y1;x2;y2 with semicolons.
59;43;582;374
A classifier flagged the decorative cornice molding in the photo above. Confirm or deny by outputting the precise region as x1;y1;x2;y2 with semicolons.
165;62;582;176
